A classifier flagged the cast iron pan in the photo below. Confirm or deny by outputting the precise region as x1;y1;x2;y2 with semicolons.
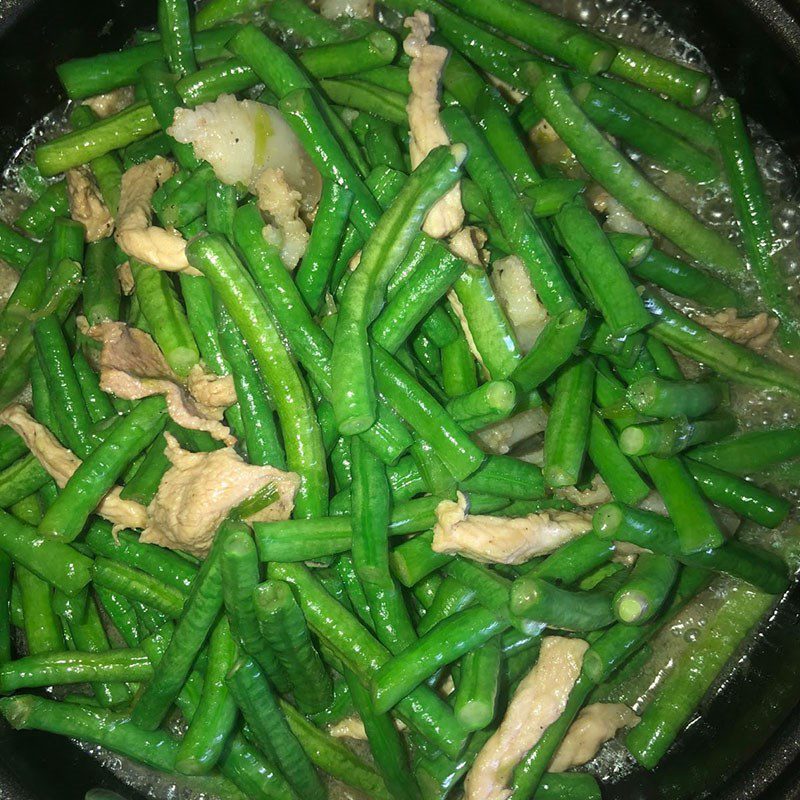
2;0;800;797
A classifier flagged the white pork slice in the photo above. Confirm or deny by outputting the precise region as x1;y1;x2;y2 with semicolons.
465;636;589;800
432;492;592;564
0;404;147;531
66;166;114;242
692;307;778;352
490;255;548;354
550;703;640;772
87;321;234;444
252;167;310;271
404;12;464;239
83;87;135;118
143;433;300;557
168;94;321;208
114;156;196;274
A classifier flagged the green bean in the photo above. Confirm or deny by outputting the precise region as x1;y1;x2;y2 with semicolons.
300;30;397;79
525;532;615;587
441;333;478;399
195;0;265;29
612;239;745;310
213;299;285;470
175;617;238;775
417;575;476;637
228;657;327;800
543;357;594;488
39;396;167;541
452;264;522;380
359;116;406;173
626;583;773;768
295;181;354;313
613;553;679;625
204;180;238;241
94;587;141;648
119;433;171;505
132;520;234;730
459;455;546;502
56;27;237;99
346;669;422;800
453;635;501;731
449;0;615;74
62;596;132;707
158;164;216;229
689;427;800;475
0;222;35;270
254;580;333;713
555;199;650;337
374;605;506;713
374;345;485;480
0;643;150;694
351;438;417;651
0;695;181;771
714;97;800;347
69;105;124;215
186;234;328;518
596;76;717;151
269;562;468;758
73;351;115;424
643;454;725;554
526;65;742;273
123;131;173;168
508;675;594;800
281;699;392;799
0;508;92;595
85;521;197;593
0;455;50;511
15;566;63;655
587;412;649;505
605;232;653;268
627;374;724;419
130;260;199;377
32;315;94;457
385;0;530;90
220;530;290;694
266;0;340;45
0;256;82;408
332;146;464;434
255;494;508;562
390;532;452;588
82;239;122;327
140;60;200;171
321;79;408;124
442;106;577;315
593;503;788;594
234;203;412;466
620;411;736;458
36;102;161;177
158;0;196;76
573;82;719;183
92;558;185;619
643;288;800;396
0;246;47;342
134;602;171;634
372;243;467;355
507;310;584;395
446;380;514;426
15;182;69;239
686;460;790;528
0;553;10;664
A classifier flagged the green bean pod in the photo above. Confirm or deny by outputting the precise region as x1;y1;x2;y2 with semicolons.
175;617;239;775
39;396;168;541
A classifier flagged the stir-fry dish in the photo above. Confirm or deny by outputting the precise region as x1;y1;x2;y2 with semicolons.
0;0;799;798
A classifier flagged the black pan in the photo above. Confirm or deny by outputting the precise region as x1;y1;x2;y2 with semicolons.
2;0;800;797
